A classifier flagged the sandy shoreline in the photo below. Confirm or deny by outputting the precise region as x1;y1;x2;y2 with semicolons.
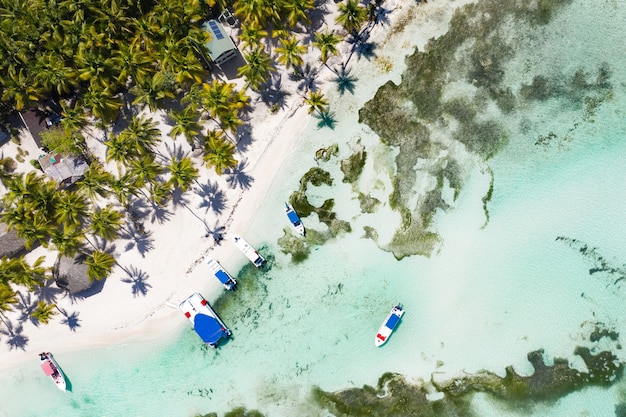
0;0;467;371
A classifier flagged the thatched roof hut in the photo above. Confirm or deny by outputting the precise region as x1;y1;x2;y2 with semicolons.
0;223;27;258
54;255;92;293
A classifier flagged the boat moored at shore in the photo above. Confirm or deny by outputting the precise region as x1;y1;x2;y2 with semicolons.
285;203;305;236
179;293;231;347
39;352;67;391
231;234;265;267
205;256;237;290
375;304;404;347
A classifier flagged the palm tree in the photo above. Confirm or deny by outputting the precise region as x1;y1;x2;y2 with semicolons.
238;24;269;50
219;110;244;135
336;0;368;34
89;205;124;241
314;30;342;66
11;210;56;249
51;228;85;257
304;91;329;114
32;53;78;96
203;131;238;174
1;66;43;110
0;283;18;320
76;163;114;201
31;301;57;324
59;102;90;137
201;81;236;120
105;132;136;169
2;255;47;291
120;116;162;157
167;156;199;192
54;190;89;230
85;250;116;281
168;107;202;147
129;156;164;190
238;48;274;91
108;173;140;208
130;78;177;112
150;181;172;206
111;42;153;87
234;0;266;27
81;86;122;124
275;36;306;71
283;0;314;28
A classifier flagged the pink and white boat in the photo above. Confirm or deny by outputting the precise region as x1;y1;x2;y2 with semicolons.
39;352;66;391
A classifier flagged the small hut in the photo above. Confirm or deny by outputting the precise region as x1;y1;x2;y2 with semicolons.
203;20;238;66
54;255;92;294
38;153;89;188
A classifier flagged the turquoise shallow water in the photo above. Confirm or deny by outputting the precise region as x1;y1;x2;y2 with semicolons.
2;0;626;415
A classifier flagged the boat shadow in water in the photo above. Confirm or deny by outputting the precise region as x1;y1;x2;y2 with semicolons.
64;376;73;393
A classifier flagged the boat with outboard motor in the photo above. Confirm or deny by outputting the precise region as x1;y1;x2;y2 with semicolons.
205;256;237;290
39;352;66;391
375;304;404;347
179;293;231;347
231;234;265;267
285;203;305;236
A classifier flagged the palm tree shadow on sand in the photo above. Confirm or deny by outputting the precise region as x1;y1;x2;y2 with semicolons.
121;266;152;297
333;67;358;95
315;111;337;129
34;279;64;305
56;307;81;332
194;180;228;216
234;123;254;153
289;63;319;92
0;321;29;350
120;221;155;258
226;159;254;190
260;73;291;110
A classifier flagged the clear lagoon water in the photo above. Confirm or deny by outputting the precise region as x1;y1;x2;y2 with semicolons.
2;0;626;416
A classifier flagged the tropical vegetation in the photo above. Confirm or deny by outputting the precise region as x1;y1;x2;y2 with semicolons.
0;0;379;324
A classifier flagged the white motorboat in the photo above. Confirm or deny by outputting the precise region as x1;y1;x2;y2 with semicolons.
375;304;404;347
39;352;67;391
285;203;305;236
231;234;265;267
205;256;237;290
179;293;231;347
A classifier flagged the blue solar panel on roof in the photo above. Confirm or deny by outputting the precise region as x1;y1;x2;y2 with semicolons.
209;20;224;40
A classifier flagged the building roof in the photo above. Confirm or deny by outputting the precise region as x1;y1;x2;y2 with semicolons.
54;255;92;293
0;223;26;258
38;153;89;186
203;20;237;64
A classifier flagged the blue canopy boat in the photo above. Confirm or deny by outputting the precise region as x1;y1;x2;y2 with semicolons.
285;203;305;236
179;293;231;347
205;256;237;290
375;304;404;347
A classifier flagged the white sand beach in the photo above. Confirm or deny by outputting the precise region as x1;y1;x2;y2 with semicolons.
0;0;470;371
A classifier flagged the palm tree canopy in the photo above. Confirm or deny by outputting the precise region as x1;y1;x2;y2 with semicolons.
167;156;199;192
85;250;116;281
305;91;330;114
203;131;238;174
336;0;368;34
275;36;307;70
314;30;342;64
238;48;274;91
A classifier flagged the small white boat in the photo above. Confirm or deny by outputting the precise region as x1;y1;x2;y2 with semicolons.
375;304;404;347
285;203;305;236
231;234;265;267
179;293;231;348
39;352;66;391
205;256;237;290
